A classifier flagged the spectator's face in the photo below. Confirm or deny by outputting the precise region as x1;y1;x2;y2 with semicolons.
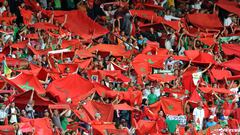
54;110;59;115
11;102;15;107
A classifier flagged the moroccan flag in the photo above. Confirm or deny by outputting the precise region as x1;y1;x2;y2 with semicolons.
2;60;12;77
75;58;92;70
92;124;116;135
11;40;28;49
75;49;94;59
43;10;108;40
20;117;54;135
160;97;184;115
3;72;45;94
61;39;81;50
148;74;177;82
210;69;232;80
6;58;29;67
88;44;130;58
83;101;114;122
129;10;157;21
13;90;54;111
220;58;240;72
182;67;198;93
27;45;51;56
216;0;240;17
222;44;240;57
47;74;95;104
186;13;223;30
0;125;15;135
73;109;92;123
135;120;159;135
198;37;216;46
30;22;58;31
188;89;202;103
149;100;161;114
113;103;134;111
58;63;79;73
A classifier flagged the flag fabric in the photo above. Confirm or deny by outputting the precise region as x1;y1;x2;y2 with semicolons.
2;59;12;77
186;13;223;30
216;0;240;17
210;69;232;80
13;90;54;111
43;10;109;40
220;58;240;72
20;117;54;135
0;125;15;135
73;109;92;123
135;120;159;135
47;74;95;104
3;72;45;94
88;44;131;58
129;10;157;22
30;22;59;31
222;44;240;57
160;97;184;115
83;101;114;122
148;74;177;82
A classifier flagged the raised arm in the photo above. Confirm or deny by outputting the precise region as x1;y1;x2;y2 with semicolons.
202;63;212;73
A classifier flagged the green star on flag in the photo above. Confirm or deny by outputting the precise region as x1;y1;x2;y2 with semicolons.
168;105;174;110
148;59;154;64
142;13;147;18
19;82;34;91
185;90;189;94
140;67;146;73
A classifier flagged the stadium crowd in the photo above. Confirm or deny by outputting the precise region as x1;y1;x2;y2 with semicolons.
0;0;239;134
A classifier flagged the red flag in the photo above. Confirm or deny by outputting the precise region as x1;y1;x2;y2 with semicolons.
222;44;240;57
76;58;92;70
13;90;54;111
0;125;15;135
160;97;184;115
58;63;79;73
186;13;223;30
210;69;232;80
198;37;216;46
3;72;45;94
73;109;92;123
129;10;157;21
148;74;177;82
220;58;240;72
88;44;130;57
113;103;134;111
135;120;159;135
47;74;95;104
43;10;108;40
75;49;94;59
83;101;114;122
11;40;28;49
20;117;54;135
61;39;81;50
30;22;58;31
188;89;202;103
91;124;116;135
216;0;240;17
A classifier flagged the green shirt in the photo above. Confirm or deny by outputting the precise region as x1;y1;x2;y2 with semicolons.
54;0;61;9
147;94;158;105
61;117;69;131
166;119;179;133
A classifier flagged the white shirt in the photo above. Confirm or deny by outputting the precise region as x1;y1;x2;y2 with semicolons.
143;88;151;99
193;107;205;122
165;40;172;50
164;15;181;21
224;17;232;27
0;6;6;15
192;71;203;86
192;2;202;10
9;108;18;124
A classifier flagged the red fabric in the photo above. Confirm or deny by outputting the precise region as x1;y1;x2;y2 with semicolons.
144;4;164;10
20;8;32;25
188;89;202;103
6;58;29;67
129;10;157;21
30;22;58;30
11;40;28;49
47;74;95;104
105;129;129;135
20;117;54;135
184;50;215;64
199;87;233;94
113;103;134;110
0;125;15;135
73;109;92;123
3;72;45;94
148;74;177;82
88;44;130;57
61;39;81;50
182;67;198;93
222;44;240;57
186;13;223;30
198;37;216;46
58;63;78;73
210;69;232;80
216;0;240;17
28;45;51;56
76;58;92;70
13;91;54;111
75;49;94;58
83;101;114;122
91;124;116;135
160;97;184;115
43;10;108;40
135;120;159;135
220;58;240;72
